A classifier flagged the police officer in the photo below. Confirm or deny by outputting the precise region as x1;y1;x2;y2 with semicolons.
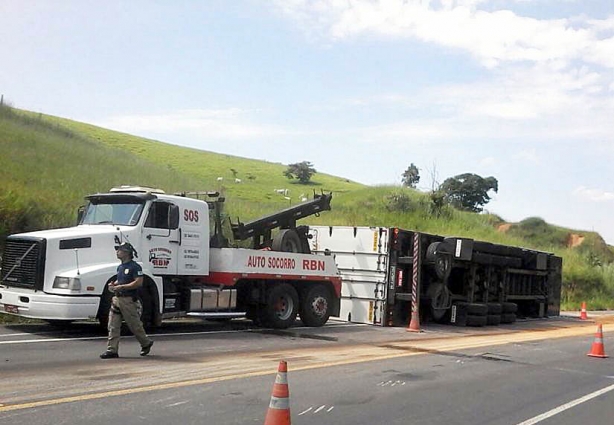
100;242;154;359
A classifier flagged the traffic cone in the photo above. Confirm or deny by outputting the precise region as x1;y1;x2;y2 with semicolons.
587;324;608;358
580;302;588;320
264;360;291;425
406;310;421;333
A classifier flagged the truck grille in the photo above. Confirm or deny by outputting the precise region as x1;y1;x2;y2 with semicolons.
1;237;46;290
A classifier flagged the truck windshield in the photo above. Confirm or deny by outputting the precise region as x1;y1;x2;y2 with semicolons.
81;202;145;226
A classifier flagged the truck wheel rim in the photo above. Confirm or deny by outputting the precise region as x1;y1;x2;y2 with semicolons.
275;296;294;320
311;296;328;317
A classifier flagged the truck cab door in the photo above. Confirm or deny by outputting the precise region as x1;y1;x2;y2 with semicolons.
142;201;180;275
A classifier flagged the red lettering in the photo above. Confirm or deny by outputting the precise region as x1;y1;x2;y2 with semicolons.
248;255;266;267
302;259;325;271
183;209;200;223
268;258;296;269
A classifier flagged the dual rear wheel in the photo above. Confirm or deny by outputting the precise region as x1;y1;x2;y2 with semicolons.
259;283;332;329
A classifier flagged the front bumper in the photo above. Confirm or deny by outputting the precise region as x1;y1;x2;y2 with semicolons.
0;286;100;320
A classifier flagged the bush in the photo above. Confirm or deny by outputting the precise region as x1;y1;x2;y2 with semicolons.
385;191;413;212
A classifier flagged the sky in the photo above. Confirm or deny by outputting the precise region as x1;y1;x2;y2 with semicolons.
1;1;614;243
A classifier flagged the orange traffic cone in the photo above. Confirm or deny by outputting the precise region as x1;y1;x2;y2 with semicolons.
264;360;291;425
580;302;588;320
406;310;420;333
587;324;608;358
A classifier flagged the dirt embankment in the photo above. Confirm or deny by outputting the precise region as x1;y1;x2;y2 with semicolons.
497;223;512;233
567;234;585;248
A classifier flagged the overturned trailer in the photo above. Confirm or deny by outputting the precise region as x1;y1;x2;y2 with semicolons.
308;226;562;327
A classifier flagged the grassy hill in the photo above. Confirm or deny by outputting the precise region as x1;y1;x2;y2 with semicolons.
1;104;613;309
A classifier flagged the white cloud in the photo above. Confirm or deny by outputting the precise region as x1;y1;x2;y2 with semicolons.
573;186;614;202
274;0;614;70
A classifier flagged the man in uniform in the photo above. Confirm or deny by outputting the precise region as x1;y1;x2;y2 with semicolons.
100;242;154;359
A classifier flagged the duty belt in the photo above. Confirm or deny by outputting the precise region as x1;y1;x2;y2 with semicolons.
115;293;137;298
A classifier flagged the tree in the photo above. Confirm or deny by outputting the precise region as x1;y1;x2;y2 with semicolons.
401;163;420;188
439;173;498;212
284;161;316;184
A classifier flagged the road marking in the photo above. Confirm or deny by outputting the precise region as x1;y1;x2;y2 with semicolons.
515;382;614;425
298;407;313;415
0;323;604;413
0;323;365;345
0;331;56;338
298;405;334;415
378;380;406;387
0;329;253;345
166;401;189;408
0;369;277;413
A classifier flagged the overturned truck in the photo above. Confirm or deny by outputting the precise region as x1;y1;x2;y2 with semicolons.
308;226;562;327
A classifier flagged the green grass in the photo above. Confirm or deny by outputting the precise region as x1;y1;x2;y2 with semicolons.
1;105;613;309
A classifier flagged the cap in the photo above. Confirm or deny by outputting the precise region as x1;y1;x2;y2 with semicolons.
115;242;135;255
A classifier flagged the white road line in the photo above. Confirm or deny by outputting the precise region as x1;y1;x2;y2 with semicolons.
0;330;245;345
515;382;614;425
298;407;313;416
166;401;189;408
0;329;252;345
327;406;335;412
0;332;55;338
0;323;364;345
0;336;104;345
314;405;326;413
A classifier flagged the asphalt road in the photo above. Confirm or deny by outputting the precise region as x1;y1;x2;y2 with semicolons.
0;317;613;424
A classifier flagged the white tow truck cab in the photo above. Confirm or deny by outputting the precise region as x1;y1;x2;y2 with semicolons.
0;187;341;329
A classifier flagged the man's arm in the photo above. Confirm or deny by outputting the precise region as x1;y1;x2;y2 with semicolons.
110;276;143;292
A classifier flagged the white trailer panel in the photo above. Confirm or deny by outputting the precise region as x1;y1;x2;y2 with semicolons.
309;226;391;325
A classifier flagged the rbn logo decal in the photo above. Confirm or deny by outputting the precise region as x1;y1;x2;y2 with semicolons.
184;209;199;222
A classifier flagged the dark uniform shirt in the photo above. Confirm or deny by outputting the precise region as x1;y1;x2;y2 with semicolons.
116;260;143;298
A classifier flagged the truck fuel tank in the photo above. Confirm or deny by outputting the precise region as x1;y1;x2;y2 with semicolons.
189;287;237;311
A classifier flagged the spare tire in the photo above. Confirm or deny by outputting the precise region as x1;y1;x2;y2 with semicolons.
272;229;303;253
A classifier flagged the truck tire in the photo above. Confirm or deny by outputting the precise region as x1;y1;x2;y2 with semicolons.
487;303;503;315
434;253;452;281
300;284;332;327
428;282;452;323
426;242;452;280
272;229;303;253
261;283;299;329
466;303;488;316
501;313;517;324
486;314;501;326
466;315;487;327
502;302;518;314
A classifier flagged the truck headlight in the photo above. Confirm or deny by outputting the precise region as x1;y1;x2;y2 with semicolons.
53;277;82;291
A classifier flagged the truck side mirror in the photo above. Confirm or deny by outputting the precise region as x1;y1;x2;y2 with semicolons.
76;206;85;225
